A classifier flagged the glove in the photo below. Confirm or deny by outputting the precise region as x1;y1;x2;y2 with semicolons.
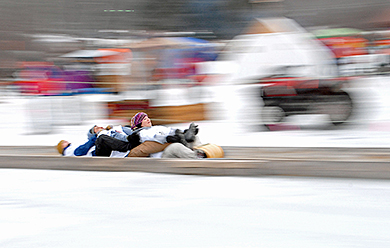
166;129;189;148
127;133;141;148
166;135;181;143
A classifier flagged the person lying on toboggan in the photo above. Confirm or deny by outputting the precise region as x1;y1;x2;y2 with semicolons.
56;112;224;159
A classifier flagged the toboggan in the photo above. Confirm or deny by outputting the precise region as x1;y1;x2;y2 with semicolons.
194;143;224;158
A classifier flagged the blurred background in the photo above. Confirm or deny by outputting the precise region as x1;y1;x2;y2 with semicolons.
2;3;390;247
1;0;390;134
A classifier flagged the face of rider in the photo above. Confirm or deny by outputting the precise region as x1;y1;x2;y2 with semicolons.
61;140;70;149
141;116;152;128
94;126;104;134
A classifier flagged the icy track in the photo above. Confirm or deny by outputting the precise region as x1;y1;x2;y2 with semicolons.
1;169;389;248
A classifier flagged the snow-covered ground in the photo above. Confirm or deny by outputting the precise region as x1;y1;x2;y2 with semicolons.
1;76;390;248
1;170;390;248
1;76;390;148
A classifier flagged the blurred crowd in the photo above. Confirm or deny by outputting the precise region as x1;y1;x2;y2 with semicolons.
317;29;390;76
0;26;389;97
0;16;389;130
0;36;221;96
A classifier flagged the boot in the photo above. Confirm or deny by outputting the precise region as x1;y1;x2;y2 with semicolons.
195;149;207;158
184;123;198;143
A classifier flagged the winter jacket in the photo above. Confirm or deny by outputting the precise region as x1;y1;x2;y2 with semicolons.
63;135;97;156
136;126;176;144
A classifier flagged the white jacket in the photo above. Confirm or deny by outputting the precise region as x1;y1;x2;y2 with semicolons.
138;126;176;144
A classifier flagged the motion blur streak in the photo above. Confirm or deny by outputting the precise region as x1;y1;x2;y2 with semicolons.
1;169;390;248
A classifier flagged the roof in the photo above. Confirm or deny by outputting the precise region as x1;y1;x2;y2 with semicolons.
242;17;307;35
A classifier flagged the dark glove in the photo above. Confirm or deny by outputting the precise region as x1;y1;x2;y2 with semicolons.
127;133;141;148
166;135;181;143
166;129;189;147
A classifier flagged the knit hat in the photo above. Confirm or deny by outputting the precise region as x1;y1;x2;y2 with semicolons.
87;125;96;139
130;112;147;130
56;140;67;154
